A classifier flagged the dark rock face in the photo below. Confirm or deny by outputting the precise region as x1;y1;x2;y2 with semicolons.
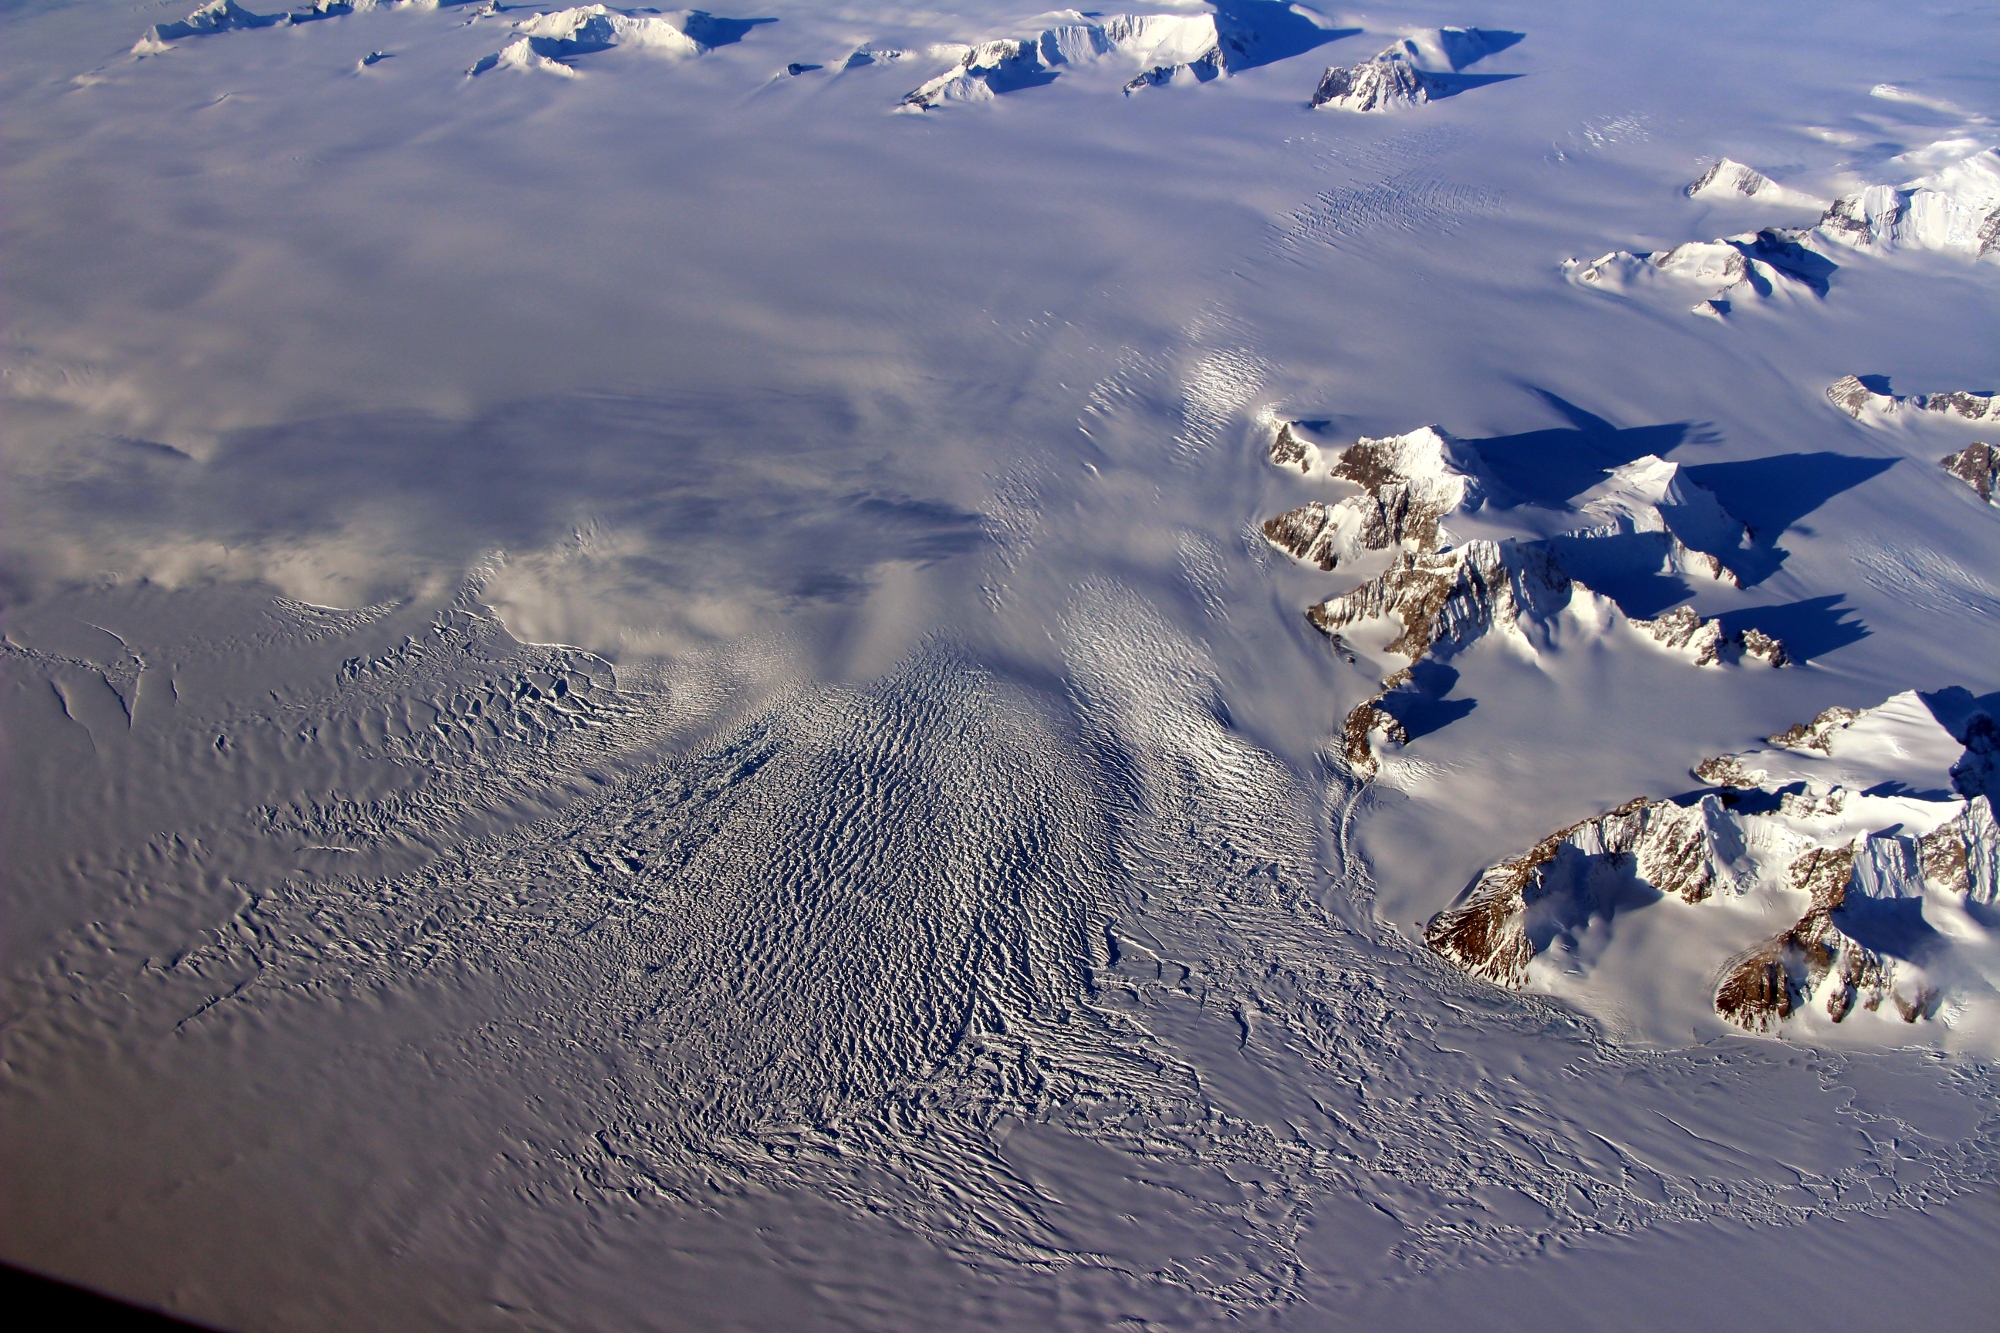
1426;796;1728;987
1268;421;1313;473
1942;441;2000;504
1258;424;1482;574
1828;375;2000;422
1310;58;1434;111
1769;705;1861;752
1632;605;1787;667
1262;501;1341;570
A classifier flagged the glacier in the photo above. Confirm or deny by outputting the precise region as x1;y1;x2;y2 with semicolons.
4;1;2000;1329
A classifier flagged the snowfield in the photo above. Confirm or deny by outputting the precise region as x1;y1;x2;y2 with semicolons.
3;1;1999;1330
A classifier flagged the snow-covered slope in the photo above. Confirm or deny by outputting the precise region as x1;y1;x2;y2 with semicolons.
1817;147;2000;260
1684;157;1826;210
1310;25;1519;112
11;1;2000;1327
1427;690;2000;1049
1571;145;1999;319
1564;228;1833;316
469;6;719;77
900;12;1238;107
1261;424;1783;777
1562;455;1749;586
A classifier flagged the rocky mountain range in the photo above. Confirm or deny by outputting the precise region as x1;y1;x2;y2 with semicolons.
1260;422;1784;777
1427;690;2000;1037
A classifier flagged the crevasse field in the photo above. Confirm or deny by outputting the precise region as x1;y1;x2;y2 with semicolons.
3;2;1999;1328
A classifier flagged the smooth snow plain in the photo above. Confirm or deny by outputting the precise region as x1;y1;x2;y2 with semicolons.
2;1;1998;1329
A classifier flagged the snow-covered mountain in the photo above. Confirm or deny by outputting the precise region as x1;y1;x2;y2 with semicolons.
1309;25;1519;112
1559;455;1749;587
1684;158;1826;210
1569;145;1999;317
1564;228;1833;316
133;0;297;53
1260;424;1493;570
133;0;752;71
1260;423;1783;776
469;6;732;76
1817;147;2000;260
15;1;2000;1325
900;12;1237;107
1426;690;2000;1046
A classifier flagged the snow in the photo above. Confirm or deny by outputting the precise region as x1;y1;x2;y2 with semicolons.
1685;157;1826;210
5;0;2000;1328
898;11;1266;107
1429;688;2000;1049
1818;145;2000;259
468;7;728;76
1310;25;1521;111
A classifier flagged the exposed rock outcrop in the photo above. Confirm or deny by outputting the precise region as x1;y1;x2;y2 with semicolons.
1267;420;1320;475
1768;704;1861;753
1341;698;1410;778
1630;605;1786;667
1258;422;1784;775
1310;540;1576;776
1712;842;1898;1033
1309;26;1518;112
1427;794;1747;986
1260;425;1490;571
1426;691;2000;1040
1307;539;1569;663
1826;375;2000;423
1941;442;2000;504
1310;57;1437;112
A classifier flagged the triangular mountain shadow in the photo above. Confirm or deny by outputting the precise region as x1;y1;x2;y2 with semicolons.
1210;0;1357;71
1373;660;1475;741
1465;392;1696;506
1679;453;1897;542
1420;72;1522;100
1543;530;1693;618
682;13;777;49
1716;595;1867;662
1921;686;2000;742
